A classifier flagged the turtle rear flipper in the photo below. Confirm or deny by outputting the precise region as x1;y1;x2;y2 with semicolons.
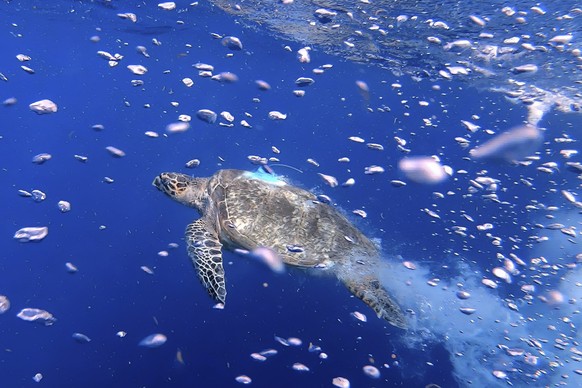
186;218;227;304
342;276;407;330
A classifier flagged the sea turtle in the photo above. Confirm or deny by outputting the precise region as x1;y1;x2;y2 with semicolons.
153;168;407;329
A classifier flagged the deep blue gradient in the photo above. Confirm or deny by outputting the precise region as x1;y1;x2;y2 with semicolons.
1;1;581;387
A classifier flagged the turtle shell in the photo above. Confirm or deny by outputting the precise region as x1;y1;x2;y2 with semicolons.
208;169;378;267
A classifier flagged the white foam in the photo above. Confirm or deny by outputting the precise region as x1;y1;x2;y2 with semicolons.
379;258;560;387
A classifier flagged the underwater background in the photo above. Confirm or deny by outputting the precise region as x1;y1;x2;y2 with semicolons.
1;1;581;387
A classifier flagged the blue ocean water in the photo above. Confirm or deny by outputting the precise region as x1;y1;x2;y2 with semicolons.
1;1;581;387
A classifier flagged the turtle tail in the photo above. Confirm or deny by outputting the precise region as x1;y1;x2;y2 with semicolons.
341;275;408;330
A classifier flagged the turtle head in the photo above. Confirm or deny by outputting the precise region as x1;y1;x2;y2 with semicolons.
153;172;208;211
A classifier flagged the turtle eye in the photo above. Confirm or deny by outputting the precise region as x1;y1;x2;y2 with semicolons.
161;177;172;187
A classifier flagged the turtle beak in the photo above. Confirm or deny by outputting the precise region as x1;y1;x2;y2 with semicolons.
153;173;173;195
152;175;163;191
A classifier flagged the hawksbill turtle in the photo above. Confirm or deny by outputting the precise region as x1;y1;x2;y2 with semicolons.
153;168;407;329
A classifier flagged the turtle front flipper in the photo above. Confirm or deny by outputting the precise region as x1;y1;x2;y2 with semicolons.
341;275;407;330
186;218;227;305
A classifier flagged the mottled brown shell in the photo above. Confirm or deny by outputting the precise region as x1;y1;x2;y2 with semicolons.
207;169;378;268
